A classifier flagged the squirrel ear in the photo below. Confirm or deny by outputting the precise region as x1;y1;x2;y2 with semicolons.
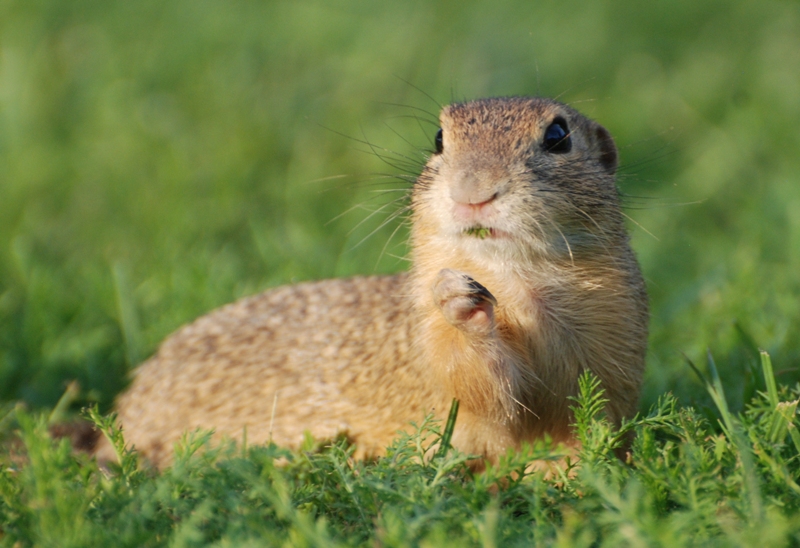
594;124;618;174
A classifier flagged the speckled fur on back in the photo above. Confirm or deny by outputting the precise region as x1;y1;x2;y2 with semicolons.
95;97;648;468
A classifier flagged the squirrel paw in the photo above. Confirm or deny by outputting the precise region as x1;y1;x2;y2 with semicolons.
432;269;497;336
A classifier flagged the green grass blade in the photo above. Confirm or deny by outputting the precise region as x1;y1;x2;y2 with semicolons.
112;262;143;368
760;350;779;409
705;350;763;521
435;398;459;459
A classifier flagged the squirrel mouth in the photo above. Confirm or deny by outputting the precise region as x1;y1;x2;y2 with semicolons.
463;225;498;239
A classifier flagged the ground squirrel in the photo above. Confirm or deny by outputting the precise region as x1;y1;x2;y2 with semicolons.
95;97;649;468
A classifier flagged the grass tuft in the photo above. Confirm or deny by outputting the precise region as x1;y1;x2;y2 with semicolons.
1;352;799;545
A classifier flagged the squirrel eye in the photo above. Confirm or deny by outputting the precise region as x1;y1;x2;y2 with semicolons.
434;129;443;154
542;118;571;154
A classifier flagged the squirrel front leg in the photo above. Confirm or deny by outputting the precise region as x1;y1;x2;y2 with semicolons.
430;267;509;410
429;268;524;458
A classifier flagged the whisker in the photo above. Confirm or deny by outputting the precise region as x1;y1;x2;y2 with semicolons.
375;212;413;269
392;75;442;109
621;211;660;241
382;121;433;162
553;77;597;101
316;175;413;196
317;123;425;173
371;100;439;123
325;188;410;225
547;217;574;266
350;200;411;251
325;194;405;228
569;204;620;263
306;174;349;184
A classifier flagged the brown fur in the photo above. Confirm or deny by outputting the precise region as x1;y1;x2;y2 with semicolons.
95;97;648;468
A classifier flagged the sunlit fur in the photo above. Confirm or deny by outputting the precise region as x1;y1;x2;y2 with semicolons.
96;97;648;468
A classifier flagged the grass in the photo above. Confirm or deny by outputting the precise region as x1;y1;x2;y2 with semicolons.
2;358;800;546
1;0;800;544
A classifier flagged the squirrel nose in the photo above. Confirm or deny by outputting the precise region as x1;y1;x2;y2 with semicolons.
449;180;502;207
449;166;507;206
451;192;498;208
451;191;499;222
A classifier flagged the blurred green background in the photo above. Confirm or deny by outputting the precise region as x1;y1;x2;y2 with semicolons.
0;0;798;414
